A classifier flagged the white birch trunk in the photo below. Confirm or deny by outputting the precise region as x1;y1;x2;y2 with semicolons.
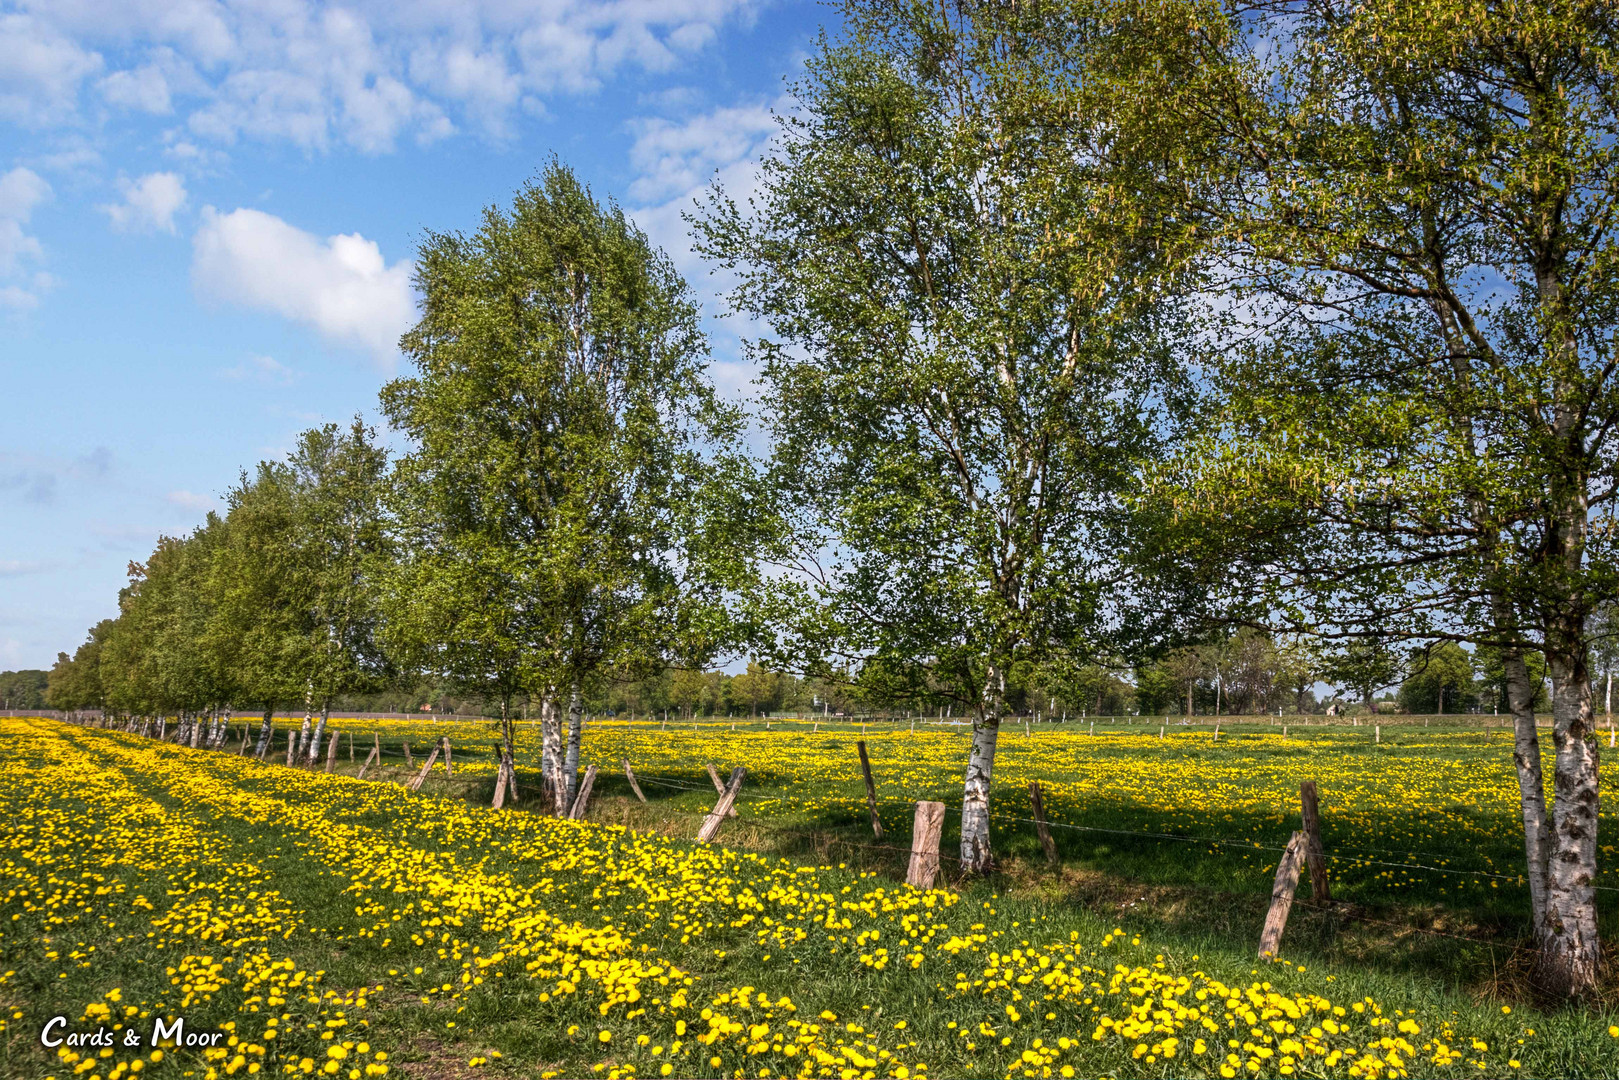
959;668;1005;874
563;679;584;809
1535;638;1603;996
540;692;565;814
306;702;330;765
253;708;275;758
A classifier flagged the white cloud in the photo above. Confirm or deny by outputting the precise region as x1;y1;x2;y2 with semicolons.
221;354;296;384
2;0;758;152
166;489;216;511
625;98;782;403
0;166;52;308
101;170;187;233
99;63;171;113
0;14;102;126
192;205;415;364
627;100;778;203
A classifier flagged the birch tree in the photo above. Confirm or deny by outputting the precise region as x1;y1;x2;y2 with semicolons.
382;162;739;811
697;0;1198;872
1106;0;1619;995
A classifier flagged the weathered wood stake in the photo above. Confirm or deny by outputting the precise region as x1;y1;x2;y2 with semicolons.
697;767;746;843
568;764;598;820
856;741;884;838
623;759;647;802
492;756;510;810
1028;781;1058;864
1299;781;1331;902
706;762;737;816
407;743;441;792
325;731;340;773
1258;831;1308;958
441;737;453;776
357;746;379;780
403;742;413;767
907;800;945;889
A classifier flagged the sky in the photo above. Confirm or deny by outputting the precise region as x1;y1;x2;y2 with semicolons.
0;0;827;671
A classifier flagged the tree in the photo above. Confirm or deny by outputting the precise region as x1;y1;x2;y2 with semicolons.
284;421;390;764
210;461;319;756
699;0;1196;872
45;620;113;713
383;162;740;812
730;661;779;718
1398;642;1477;715
669;669;708;721
1107;0;1618;992
1;668;48;710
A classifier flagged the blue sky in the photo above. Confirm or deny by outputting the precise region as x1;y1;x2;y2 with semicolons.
0;0;829;670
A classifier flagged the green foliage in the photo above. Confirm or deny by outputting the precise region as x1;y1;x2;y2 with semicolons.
697;0;1199;718
380;162;745;711
1398;642;1479;715
0;668;48;709
44;621;111;710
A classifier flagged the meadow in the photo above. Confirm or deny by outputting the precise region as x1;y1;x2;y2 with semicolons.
2;715;1616;1080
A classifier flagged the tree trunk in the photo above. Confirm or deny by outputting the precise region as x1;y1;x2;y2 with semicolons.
539;691;565;814
253;708;275;758
563;679;584;810
959;670;1004;874
1535;632;1603;997
1502;644;1552;928
296;679;314;762
306;700;330;765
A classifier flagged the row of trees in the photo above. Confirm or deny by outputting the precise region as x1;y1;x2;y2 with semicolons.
44;0;1619;997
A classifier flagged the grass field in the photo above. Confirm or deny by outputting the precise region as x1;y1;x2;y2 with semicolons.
2;716;1616;1080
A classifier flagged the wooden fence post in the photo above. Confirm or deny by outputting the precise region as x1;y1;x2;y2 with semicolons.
1258;831;1308;958
403;742;413;767
1375;724;1381;744
1299;781;1331;902
907;801;945;888
567;764;598;820
357;746;379;780
492;756;511;809
1028;782;1058;864
623;759;647;803
285;730;295;765
706;762;738;816
348;731;354;761
441;737;453;777
856;741;884;838
324;732;340;773
697;767;747;843
406;742;441;792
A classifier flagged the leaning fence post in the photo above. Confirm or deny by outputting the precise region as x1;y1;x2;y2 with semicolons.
706;762;738;816
856;741;884;838
492;755;511;809
568;764;598;819
697;767;747;843
1299;781;1331;902
907;801;946;888
357;746;379;780
623;759;647;803
406;742;441;792
1258;831;1308;958
1028;781;1058;864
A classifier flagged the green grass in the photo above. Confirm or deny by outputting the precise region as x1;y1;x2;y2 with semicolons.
2;717;1615;1080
